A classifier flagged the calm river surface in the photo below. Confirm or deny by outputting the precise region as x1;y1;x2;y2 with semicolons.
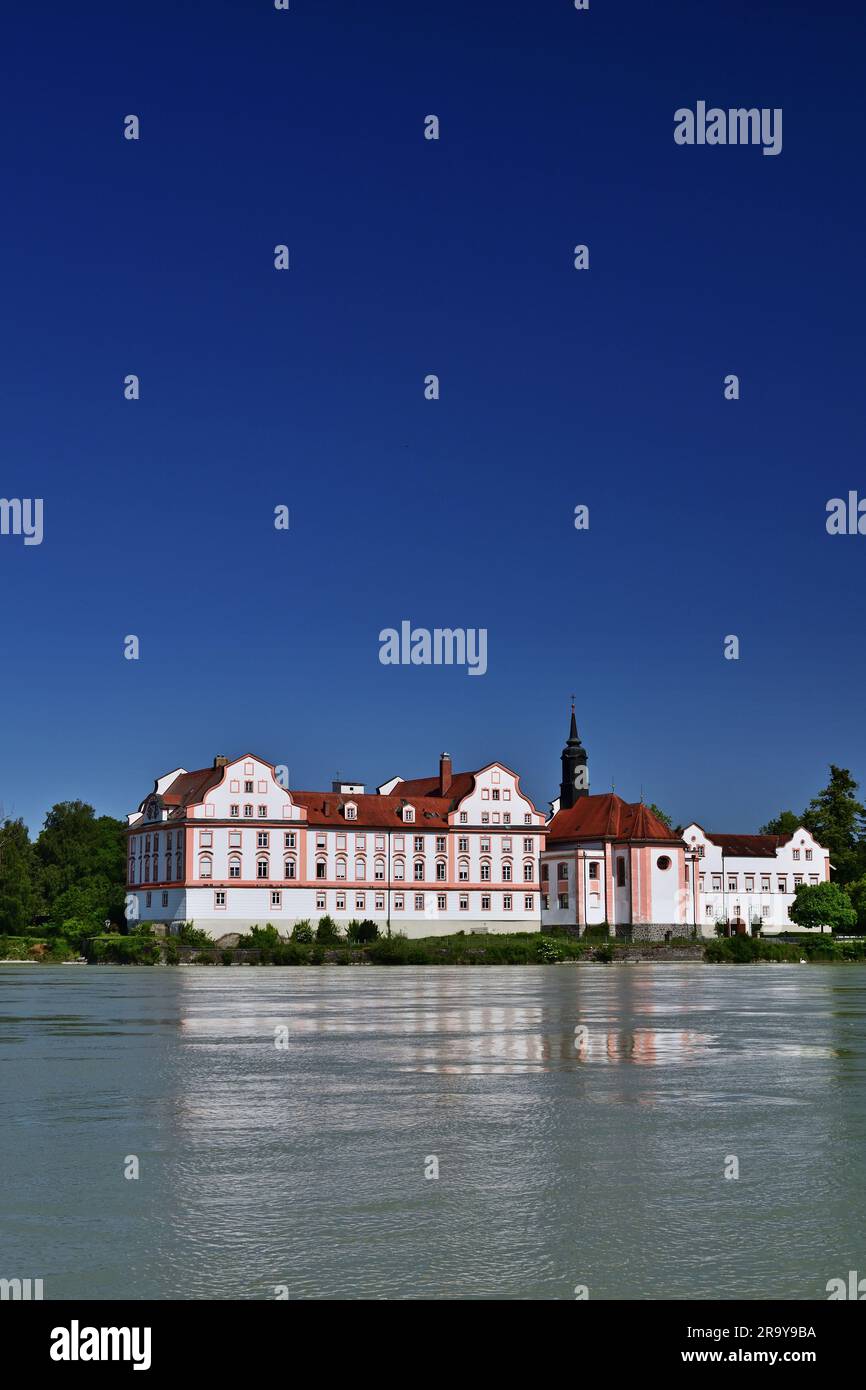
1;963;865;1300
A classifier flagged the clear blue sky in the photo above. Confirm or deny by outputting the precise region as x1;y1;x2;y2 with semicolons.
1;0;864;836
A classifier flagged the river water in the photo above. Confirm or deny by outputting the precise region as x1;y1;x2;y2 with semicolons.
1;963;864;1300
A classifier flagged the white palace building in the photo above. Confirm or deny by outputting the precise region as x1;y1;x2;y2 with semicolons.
125;713;831;941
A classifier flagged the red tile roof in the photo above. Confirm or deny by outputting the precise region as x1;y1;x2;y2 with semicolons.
387;770;479;803
548;794;681;844
703;832;792;857
291;791;452;828
154;768;223;811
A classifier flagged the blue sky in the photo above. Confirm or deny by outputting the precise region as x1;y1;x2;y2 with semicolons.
1;0;864;836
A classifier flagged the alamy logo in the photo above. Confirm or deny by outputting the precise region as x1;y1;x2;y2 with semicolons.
0;1276;43;1299
0;497;43;545
826;1270;866;1299
379;621;488;676
674;102;782;156
50;1321;152;1371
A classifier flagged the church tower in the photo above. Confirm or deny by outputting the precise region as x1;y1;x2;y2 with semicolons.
559;702;589;809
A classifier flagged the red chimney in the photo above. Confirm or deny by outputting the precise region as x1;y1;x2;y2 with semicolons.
439;752;452;795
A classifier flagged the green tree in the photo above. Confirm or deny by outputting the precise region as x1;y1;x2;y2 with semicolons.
759;810;801;836
35;802;126;924
788;881;857;934
0;818;39;933
647;803;672;828
801;767;866;885
844;876;866;931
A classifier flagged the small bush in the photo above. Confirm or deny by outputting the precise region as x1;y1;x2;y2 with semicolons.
316;915;341;943
291;920;313;943
347;919;379;943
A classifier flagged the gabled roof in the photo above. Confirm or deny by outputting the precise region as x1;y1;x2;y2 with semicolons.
547;793;680;844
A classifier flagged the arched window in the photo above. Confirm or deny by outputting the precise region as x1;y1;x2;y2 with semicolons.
480;862;491;882
256;857;269;879
413;860;425;882
502;861;512;882
523;860;534;881
458;859;469;882
374;857;385;881
128;861;135;883
284;858;296;880
393;857;405;881
336;856;347;880
199;855;212;879
354;857;366;880
435;859;447;882
229;856;242;879
315;857;327;880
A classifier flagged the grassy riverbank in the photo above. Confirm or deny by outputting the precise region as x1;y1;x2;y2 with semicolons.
4;932;866;966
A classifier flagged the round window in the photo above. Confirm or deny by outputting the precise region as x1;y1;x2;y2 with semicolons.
657;855;672;870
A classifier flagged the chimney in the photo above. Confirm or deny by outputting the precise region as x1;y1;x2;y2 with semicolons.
439;752;452;795
213;755;229;768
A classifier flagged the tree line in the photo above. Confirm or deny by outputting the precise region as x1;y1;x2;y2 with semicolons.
0;801;126;941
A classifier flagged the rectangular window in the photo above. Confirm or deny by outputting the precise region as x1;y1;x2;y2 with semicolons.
523;863;534;881
437;893;446;911
230;805;239;818
588;862;599;880
481;894;491;911
792;849;800;860
436;836;446;853
336;893;346;911
460;813;467;824
524;814;531;825
436;862;446;881
503;813;511;825
805;849;813;861
355;895;365;911
459;837;468;853
712;875;722;892
375;893;384;911
762;904;770;917
778;877;787;893
229;831;241;846
162;891;168;907
503;894;512;910
284;832;296;848
145;891;152;907
414;836;423;852
414;894;424;911
337;834;346;849
271;891;282;908
257;831;269;848
616;859;626;888
215;890;226;908
316;834;326;848
243;805;253;818
481;812;489;824
257;860;268;879
558;894;568;909
244;780;253;793
258;805;267;818
458;894;469;911
395;894;404;911
375;836;384;851
728;878;737;892
706;904;714;918
558;862;568;880
414;862;424;881
199;831;212;848
523;839;533;853
316;891;326;910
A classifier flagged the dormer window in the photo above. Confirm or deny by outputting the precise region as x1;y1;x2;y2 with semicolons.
344;802;357;820
403;805;415;823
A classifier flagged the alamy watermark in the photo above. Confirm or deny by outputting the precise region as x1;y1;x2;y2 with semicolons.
674;103;782;157
379;621;487;676
0;497;43;545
